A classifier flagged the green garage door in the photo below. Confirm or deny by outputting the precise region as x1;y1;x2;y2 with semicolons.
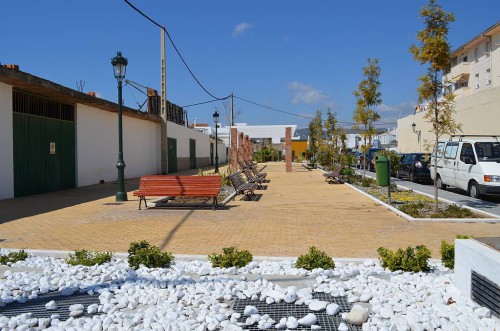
13;90;75;197
167;137;177;173
189;139;196;169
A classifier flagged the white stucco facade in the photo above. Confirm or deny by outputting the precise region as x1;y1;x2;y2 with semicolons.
0;82;14;199
398;22;500;153
455;239;500;300
76;104;161;187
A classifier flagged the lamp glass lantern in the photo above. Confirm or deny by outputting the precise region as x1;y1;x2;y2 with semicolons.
111;51;128;82
411;122;417;133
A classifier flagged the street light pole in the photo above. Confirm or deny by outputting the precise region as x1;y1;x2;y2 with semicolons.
213;111;220;173
111;52;128;201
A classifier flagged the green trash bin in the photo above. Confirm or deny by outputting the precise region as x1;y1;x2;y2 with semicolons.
375;156;389;186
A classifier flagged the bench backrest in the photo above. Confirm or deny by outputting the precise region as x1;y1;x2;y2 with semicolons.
135;175;221;196
228;172;245;189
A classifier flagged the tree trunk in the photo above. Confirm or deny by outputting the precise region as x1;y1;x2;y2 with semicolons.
434;108;439;212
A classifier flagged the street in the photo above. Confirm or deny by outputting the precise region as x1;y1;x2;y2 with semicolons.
355;168;500;218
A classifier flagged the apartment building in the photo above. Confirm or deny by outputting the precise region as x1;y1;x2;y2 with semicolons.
398;22;500;153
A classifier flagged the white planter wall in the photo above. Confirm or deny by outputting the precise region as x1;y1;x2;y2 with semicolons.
0;82;14;199
76;104;161;186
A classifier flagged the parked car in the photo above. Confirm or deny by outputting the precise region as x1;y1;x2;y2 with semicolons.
430;136;500;198
397;153;431;183
352;151;363;168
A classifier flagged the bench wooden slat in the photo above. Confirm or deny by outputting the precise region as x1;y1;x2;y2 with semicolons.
133;175;222;210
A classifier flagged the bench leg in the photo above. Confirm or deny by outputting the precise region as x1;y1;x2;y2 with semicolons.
138;196;148;210
213;197;217;210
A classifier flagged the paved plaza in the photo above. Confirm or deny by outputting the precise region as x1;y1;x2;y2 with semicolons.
0;162;499;258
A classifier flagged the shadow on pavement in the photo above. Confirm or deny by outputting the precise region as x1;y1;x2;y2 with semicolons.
0;179;139;225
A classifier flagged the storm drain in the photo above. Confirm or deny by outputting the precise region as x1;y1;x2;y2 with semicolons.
0;291;101;321
232;292;362;331
471;271;500;318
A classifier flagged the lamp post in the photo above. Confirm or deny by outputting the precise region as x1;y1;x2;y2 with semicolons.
111;51;128;201
213;111;219;173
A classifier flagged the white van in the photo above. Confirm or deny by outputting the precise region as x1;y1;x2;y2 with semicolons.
430;135;500;198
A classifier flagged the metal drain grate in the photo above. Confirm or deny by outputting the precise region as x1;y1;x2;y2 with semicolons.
0;291;101;321
232;292;361;330
471;271;500;318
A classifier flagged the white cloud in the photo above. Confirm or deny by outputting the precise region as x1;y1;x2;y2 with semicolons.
233;22;252;37
376;101;417;115
374;101;417;129
287;81;328;105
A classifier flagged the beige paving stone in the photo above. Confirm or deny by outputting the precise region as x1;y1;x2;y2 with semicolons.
0;162;499;258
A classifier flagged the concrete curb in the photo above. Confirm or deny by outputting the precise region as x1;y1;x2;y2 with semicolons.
319;168;500;223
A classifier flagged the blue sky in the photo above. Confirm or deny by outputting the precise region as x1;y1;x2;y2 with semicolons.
2;1;499;129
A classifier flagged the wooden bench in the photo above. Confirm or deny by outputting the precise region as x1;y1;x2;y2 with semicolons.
133;175;222;210
228;172;257;198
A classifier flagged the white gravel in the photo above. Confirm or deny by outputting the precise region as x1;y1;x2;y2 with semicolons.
0;251;497;330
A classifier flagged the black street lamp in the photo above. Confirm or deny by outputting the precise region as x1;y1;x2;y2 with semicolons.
213;111;220;173
111;51;128;201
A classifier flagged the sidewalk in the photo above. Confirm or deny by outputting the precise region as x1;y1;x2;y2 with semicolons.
0;162;499;258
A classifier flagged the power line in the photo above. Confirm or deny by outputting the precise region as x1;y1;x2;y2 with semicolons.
234;96;315;119
182;99;221;108
123;0;231;101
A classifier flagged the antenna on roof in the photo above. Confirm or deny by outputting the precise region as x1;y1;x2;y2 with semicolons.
76;80;85;92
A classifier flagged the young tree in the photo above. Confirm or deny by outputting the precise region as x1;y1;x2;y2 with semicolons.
409;0;461;212
353;58;382;177
324;108;338;164
214;100;242;126
308;109;323;166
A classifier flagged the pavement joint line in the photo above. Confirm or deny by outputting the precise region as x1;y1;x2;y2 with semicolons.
348;170;500;223
0;248;442;264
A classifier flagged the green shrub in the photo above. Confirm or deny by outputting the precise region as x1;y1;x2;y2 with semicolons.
341;167;355;176
0;250;29;265
66;249;113;266
208;246;253;268
377;245;432;272
440;235;471;269
295;246;335;271
431;204;475;218
374;150;401;177
398;202;426;218
128;240;174;269
361;177;374;187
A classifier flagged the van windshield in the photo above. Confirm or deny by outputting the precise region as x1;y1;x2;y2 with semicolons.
474;142;500;162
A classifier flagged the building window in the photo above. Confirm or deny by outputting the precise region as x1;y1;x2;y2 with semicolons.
474;47;479;62
486;68;491;85
475;73;480;89
485;41;490;57
463;55;468;63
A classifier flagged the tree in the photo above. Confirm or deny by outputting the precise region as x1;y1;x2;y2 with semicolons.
214;99;242;126
308;109;323;166
353;58;382;177
409;0;461;212
324;108;338;164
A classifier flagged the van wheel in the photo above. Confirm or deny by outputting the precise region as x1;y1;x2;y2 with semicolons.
468;181;481;199
436;175;446;190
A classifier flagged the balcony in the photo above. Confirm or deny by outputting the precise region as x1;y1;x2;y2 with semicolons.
449;62;470;81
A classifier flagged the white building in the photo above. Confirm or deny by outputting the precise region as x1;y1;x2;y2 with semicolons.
398;22;500;153
0;65;225;200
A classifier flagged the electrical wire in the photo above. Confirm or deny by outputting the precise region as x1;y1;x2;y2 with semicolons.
123;0;231;101
234;96;315;119
182;99;221;108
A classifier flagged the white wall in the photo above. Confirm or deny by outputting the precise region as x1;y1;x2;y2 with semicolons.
167;122;226;167
455;239;500;299
0;82;14;199
76;104;161;186
398;85;500;153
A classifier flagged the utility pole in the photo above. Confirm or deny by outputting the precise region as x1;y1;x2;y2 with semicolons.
231;92;234;126
160;27;168;174
229;92;234;170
